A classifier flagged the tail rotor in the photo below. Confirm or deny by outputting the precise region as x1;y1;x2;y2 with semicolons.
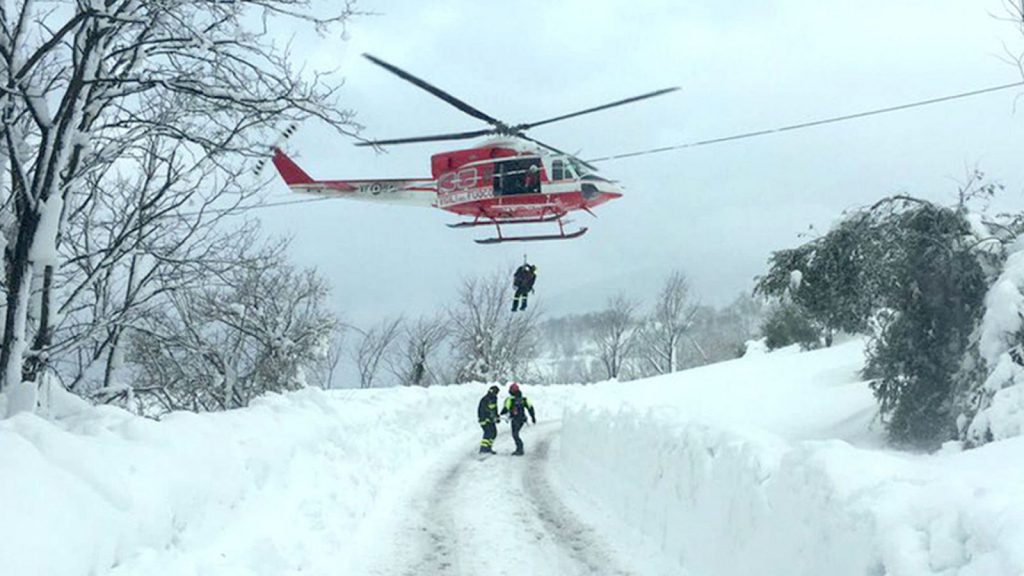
254;122;301;175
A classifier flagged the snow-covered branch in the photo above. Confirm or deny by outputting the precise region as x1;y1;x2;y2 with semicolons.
1;0;360;400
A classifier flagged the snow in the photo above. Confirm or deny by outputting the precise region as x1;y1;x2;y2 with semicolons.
2;341;1024;575
28;191;65;267
969;379;1024;441
789;268;803;290
554;341;1024;575
0;386;491;576
560;408;1024;576
4;381;38;417
3;275;33;398
0;143;7;256
965;212;1003;256
26;93;54;129
743;337;768;355
966;239;1024;443
37;375;91;419
978;244;1024;365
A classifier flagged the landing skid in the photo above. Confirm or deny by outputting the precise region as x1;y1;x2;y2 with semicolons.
447;214;562;228
452;211;587;244
474;227;588;244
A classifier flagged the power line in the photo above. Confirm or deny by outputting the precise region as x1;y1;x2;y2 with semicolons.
585;80;1024;164
175;194;336;218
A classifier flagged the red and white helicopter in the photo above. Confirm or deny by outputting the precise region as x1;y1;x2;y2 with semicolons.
272;54;677;244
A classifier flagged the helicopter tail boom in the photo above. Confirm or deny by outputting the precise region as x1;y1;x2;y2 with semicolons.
271;148;437;207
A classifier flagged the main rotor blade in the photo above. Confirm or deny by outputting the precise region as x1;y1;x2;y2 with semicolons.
363;54;506;128
355;128;495;147
519;87;680;131
517;134;598;172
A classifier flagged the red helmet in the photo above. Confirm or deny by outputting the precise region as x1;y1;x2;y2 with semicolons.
508;382;520;394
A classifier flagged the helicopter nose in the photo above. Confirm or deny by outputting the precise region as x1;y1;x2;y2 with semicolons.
582;181;623;205
603;181;623;199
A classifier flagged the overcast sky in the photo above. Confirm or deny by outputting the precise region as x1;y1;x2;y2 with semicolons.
257;0;1024;326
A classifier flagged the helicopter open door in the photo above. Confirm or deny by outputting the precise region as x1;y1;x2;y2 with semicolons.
493;158;543;196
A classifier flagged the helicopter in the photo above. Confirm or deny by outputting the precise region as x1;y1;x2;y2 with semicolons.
271;54;677;244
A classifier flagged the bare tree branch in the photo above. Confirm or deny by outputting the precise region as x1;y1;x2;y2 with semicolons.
351;317;403;389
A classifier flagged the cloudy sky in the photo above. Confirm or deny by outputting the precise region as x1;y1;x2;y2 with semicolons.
257;0;1024;326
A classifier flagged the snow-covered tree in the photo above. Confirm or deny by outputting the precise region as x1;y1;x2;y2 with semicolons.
388;315;449;387
122;240;337;415
0;1;359;402
449;271;538;383
593;294;639;380
759;299;822;351
757;185;1001;448
52;138;270;393
952;8;1024;446
309;330;346;390
637;271;698;375
351;317;403;389
756;216;882;346
865;200;990;447
956;236;1024;446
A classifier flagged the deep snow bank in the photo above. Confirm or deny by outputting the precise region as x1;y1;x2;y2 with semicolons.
4;340;1024;576
0;386;484;576
561;411;1024;576
557;341;1024;576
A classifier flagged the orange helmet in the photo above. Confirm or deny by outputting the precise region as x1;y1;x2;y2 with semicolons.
508;382;521;394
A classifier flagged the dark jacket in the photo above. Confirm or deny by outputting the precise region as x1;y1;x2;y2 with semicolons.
478;392;499;425
500;393;536;424
514;265;537;292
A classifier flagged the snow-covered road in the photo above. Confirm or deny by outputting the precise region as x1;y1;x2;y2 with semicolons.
359;421;638;576
6;343;1024;576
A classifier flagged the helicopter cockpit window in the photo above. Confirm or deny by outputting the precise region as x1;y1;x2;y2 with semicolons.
569;158;589;177
493;158;543;195
563;161;577;179
552;159;566;181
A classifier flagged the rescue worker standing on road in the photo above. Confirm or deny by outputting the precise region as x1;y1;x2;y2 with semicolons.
477;385;500;454
500;382;536;456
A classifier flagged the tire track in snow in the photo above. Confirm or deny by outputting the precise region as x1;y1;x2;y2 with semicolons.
399;458;465;576
354;433;475;576
392;422;634;575
522;429;635;576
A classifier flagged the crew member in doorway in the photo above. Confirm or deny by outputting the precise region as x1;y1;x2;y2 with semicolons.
512;263;537;312
524;164;541;194
500;382;536;456
477;385;500;454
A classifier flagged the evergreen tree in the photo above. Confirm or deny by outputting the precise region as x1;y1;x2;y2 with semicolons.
758;195;992;448
756;217;882;345
760;300;822;350
865;204;988;447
